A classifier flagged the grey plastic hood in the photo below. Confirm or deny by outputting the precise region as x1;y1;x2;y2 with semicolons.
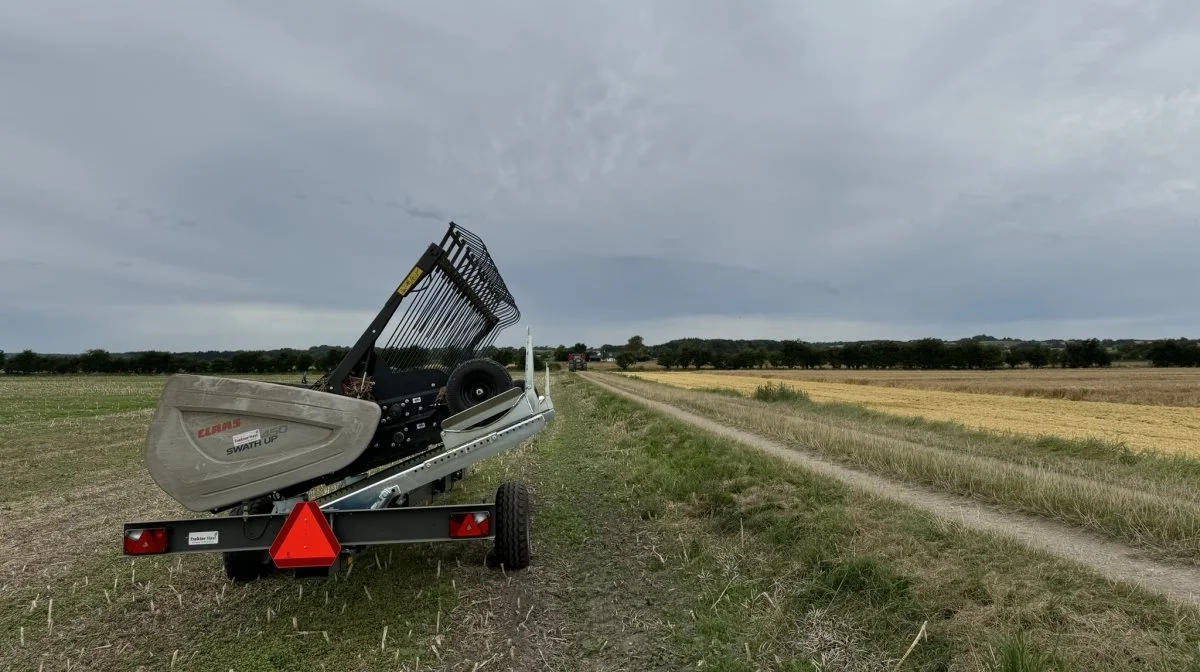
144;375;381;512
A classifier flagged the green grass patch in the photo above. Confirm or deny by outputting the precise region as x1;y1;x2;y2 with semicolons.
751;381;812;403
986;631;1069;672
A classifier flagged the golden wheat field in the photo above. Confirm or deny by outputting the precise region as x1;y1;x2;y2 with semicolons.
655;366;1200;407
622;371;1200;456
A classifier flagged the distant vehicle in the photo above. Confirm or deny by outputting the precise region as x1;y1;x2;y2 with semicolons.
568;353;588;371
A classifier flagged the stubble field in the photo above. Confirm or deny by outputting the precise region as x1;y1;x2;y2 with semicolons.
622;369;1200;456
640;365;1200;407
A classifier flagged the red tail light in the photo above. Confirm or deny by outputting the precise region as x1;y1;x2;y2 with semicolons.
448;512;491;538
124;528;168;555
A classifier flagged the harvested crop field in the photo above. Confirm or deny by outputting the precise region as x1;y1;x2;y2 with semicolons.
622;371;1200;456
694;366;1200;407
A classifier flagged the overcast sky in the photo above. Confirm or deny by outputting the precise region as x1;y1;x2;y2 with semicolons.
3;1;1199;353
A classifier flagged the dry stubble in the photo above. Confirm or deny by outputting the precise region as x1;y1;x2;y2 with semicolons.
626;371;1200;456
698;366;1200;407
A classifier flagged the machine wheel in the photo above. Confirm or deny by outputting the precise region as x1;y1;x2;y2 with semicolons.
222;498;274;582
488;481;531;571
445;358;513;414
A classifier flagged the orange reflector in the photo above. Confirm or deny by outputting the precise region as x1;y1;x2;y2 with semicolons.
448;511;491;539
269;501;341;569
124;528;168;555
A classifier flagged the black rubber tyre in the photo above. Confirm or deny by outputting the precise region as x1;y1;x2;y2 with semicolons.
488;481;531;571
222;498;274;582
445;358;513;415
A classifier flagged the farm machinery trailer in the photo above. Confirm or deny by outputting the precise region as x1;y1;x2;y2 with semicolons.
122;223;555;581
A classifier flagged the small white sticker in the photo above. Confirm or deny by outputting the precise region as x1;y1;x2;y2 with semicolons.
416;422;426;430
188;531;219;546
412;396;422;404
232;429;261;447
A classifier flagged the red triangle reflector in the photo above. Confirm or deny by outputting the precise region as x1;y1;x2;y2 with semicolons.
269;501;341;569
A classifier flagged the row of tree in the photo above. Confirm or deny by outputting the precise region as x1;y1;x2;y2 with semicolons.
551;343;592;362
1144;339;1200;367
0;347;347;376
2;336;1198;375
644;338;1114;370
0;344;550;375
582;336;1200;370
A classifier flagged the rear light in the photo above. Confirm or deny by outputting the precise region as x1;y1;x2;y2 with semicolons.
448;512;491;539
124;528;168;555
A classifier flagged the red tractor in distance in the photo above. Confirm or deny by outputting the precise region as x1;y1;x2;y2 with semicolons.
567;353;588;371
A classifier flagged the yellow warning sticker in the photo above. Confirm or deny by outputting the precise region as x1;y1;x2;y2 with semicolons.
396;267;424;296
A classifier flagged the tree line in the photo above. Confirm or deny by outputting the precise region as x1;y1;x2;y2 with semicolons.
648;338;1111;370
0;344;551;375
608;335;1200;370
1;336;1197;375
1143;339;1200;367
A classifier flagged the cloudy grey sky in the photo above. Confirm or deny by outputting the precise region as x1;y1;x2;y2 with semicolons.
3;1;1199;353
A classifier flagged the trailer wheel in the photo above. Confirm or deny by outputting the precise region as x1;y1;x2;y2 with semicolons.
489;481;531;571
222;498;273;582
445;358;513;414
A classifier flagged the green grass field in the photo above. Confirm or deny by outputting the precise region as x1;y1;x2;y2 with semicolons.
3;373;1200;670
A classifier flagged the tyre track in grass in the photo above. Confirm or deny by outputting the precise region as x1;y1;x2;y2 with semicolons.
582;373;1200;610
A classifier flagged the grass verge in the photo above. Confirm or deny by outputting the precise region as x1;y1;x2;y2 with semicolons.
539;375;1200;669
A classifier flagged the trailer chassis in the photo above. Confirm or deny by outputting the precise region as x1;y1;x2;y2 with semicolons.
122;333;554;580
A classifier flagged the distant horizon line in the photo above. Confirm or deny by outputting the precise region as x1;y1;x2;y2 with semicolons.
5;334;1193;357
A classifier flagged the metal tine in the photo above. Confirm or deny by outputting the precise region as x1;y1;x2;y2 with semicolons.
387;261;475;368
372;222;520;374
320;221;523;401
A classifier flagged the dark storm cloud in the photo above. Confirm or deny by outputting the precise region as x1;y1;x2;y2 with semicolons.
3;0;1200;352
